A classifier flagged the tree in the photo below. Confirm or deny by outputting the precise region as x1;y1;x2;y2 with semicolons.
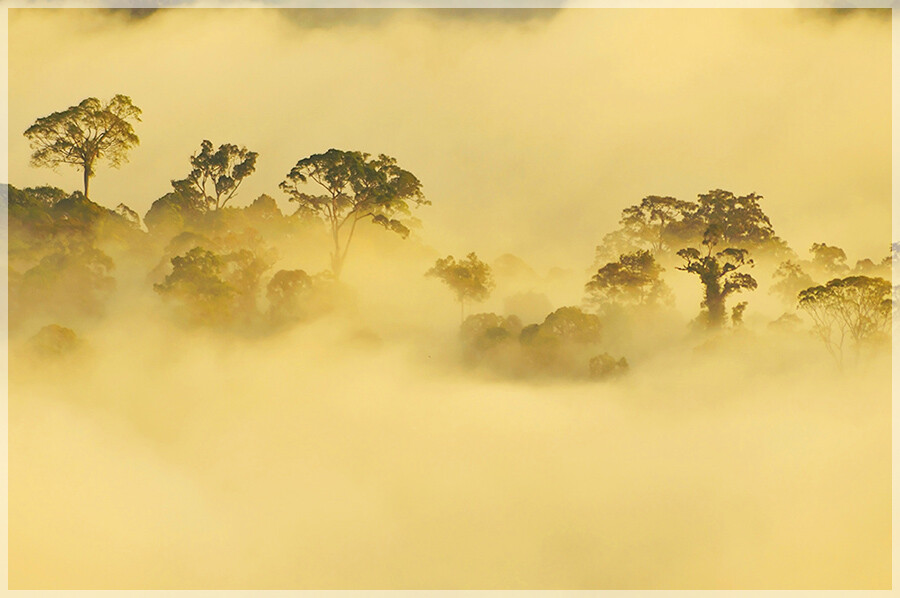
695;189;780;250
619;195;702;254
677;236;757;328
771;260;816;306
280;149;427;278
24;95;141;199
266;269;313;325
809;242;849;276
154;247;235;325
585;249;671;310
798;276;891;366
178;140;258;211
426;252;495;321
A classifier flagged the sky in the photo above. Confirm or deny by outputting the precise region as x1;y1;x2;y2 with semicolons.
6;7;893;588
7;7;892;270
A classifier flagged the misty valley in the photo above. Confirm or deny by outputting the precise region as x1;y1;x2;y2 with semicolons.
6;7;892;590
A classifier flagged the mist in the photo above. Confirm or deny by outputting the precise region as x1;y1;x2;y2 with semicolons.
6;7;892;590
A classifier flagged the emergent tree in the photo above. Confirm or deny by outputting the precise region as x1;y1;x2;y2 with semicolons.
24;95;142;199
280;149;427;278
178;140;259;211
677;233;757;328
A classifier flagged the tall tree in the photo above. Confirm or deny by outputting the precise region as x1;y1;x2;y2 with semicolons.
677;235;757;328
24;95;141;199
619;195;702;254
280;149;427;278
179;140;258;211
427;253;494;321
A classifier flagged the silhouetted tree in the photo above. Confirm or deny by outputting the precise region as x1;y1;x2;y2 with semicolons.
266;269;313;325
12;244;115;324
519;306;604;376
594;189;787;266
677;235;757;328
695;189;781;251
588;353;629;380
809;242;849;276
280;149;427;278
427;252;495;321
178;140;258;211
24;95;141;198
154;247;234;325
585;249;671;310
798;275;891;365
771;260;815;306
619;195;702;254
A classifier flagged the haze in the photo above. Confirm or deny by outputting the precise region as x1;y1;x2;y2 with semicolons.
6;7;892;590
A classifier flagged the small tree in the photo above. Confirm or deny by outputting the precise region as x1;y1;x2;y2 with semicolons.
798;276;891;366
771;260;816;306
585;249;671;310
177;140;258;211
280;149;427;278
809;242;849;276
24;95;141;199
677;234;757;328
426;252;495;321
154;247;234;325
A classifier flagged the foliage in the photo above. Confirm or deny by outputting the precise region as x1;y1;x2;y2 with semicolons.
619;195;703;254
809;242;849;276
154;247;236;326
595;189;788;266
798;275;891;366
177;139;259;211
695;189;780;250
11;244;116;326
26;324;81;359
24;95;141;198
266;269;314;325
280;149;427;277
677;237;757;328
588;353;629;380
460;307;611;379
427;252;495;320
771;260;816;306
585;249;671;310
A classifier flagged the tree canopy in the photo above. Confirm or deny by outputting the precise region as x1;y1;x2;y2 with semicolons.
24;95;141;198
427;252;495;321
677;238;757;328
280;149;427;277
585;249;671;310
177;140;259;211
798;275;891;365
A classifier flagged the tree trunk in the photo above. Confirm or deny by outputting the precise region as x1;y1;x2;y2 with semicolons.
83;166;90;199
331;224;343;279
704;281;726;328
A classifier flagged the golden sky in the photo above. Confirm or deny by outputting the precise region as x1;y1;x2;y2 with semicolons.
8;8;891;268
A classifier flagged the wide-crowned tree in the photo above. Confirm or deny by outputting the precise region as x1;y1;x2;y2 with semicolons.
24;95;141;199
677;230;757;328
618;195;703;255
585;249;671;310
280;149;427;278
595;189;787;265
798;275;891;366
